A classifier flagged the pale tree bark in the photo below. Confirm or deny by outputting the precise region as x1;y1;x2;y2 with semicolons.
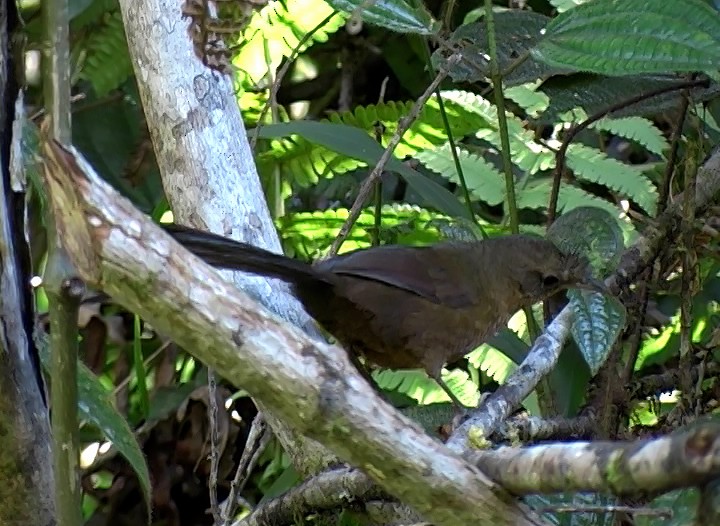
117;0;336;475
41;136;548;526
80;0;546;524
0;1;55;524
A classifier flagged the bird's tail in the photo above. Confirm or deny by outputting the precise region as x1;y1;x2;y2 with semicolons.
164;224;329;286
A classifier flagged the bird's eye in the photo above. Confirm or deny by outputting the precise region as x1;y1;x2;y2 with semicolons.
542;275;560;288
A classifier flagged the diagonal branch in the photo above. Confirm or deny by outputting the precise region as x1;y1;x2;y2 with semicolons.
39;136;547;526
447;146;720;451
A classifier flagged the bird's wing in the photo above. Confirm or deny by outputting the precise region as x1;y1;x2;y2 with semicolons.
317;244;477;308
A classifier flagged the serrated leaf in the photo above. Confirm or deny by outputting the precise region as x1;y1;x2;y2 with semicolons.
416;145;505;206
568;290;627;374
326;0;440;34
566;144;658;215
38;346;151;519
546;206;625;274
533;0;720;75
372;369;478;406
591;116;668;157
254;121;472;219
431;11;571;86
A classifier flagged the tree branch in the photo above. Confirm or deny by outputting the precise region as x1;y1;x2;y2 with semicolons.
447;146;720;451
470;420;720;498
117;0;334;478
40;137;547;526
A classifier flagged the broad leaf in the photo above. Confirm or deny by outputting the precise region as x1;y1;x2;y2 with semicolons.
568;290;627;374
432;11;570;86
39;346;151;517
326;0;440;34
533;0;720;75
548;206;626;373
547;205;625;274
538;73;720;124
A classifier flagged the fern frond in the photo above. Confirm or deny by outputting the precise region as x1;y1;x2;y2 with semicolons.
467;345;515;384
416;145;505;206
329;97;490;157
591;116;668;157
441;90;556;174
566;144;658;215
76;9;133;96
516;177;625;218
234;0;346;83
504;81;550;118
256;135;364;188
372;369;478;406
277;204;444;257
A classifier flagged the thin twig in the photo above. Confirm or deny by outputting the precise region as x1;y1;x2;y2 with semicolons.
417;38;479;228
658;85;693;206
208;368;222;524
678;140;700;419
249;12;337;151
328;54;462;256
547;77;709;225
221;413;270;525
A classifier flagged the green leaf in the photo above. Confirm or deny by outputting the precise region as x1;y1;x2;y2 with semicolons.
546;205;625;275
547;206;627;374
373;369;478;406
550;341;592;416
326;0;440;35
591;116;669;157
278;204;444;256
38;346;151;519
467;343;517;384
431;11;568;86
504;82;550;118
565;144;658;216
516;178;624;219
533;0;720;75
76;10;134;96
440;90;556;174
416;145;505;206
538;73;720;124
254;121;472;219
234;0;346;83
548;0;593;13
426;216;485;242
635;489;700;526
568;290;627;374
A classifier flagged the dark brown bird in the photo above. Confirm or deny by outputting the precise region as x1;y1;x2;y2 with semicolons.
166;225;601;407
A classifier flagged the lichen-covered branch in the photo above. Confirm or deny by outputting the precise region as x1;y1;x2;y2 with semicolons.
39;137;546;526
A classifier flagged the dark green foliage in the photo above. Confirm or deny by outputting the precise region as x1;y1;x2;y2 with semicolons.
73;6;133;96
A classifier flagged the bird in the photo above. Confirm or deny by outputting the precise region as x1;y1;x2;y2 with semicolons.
165;224;603;408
